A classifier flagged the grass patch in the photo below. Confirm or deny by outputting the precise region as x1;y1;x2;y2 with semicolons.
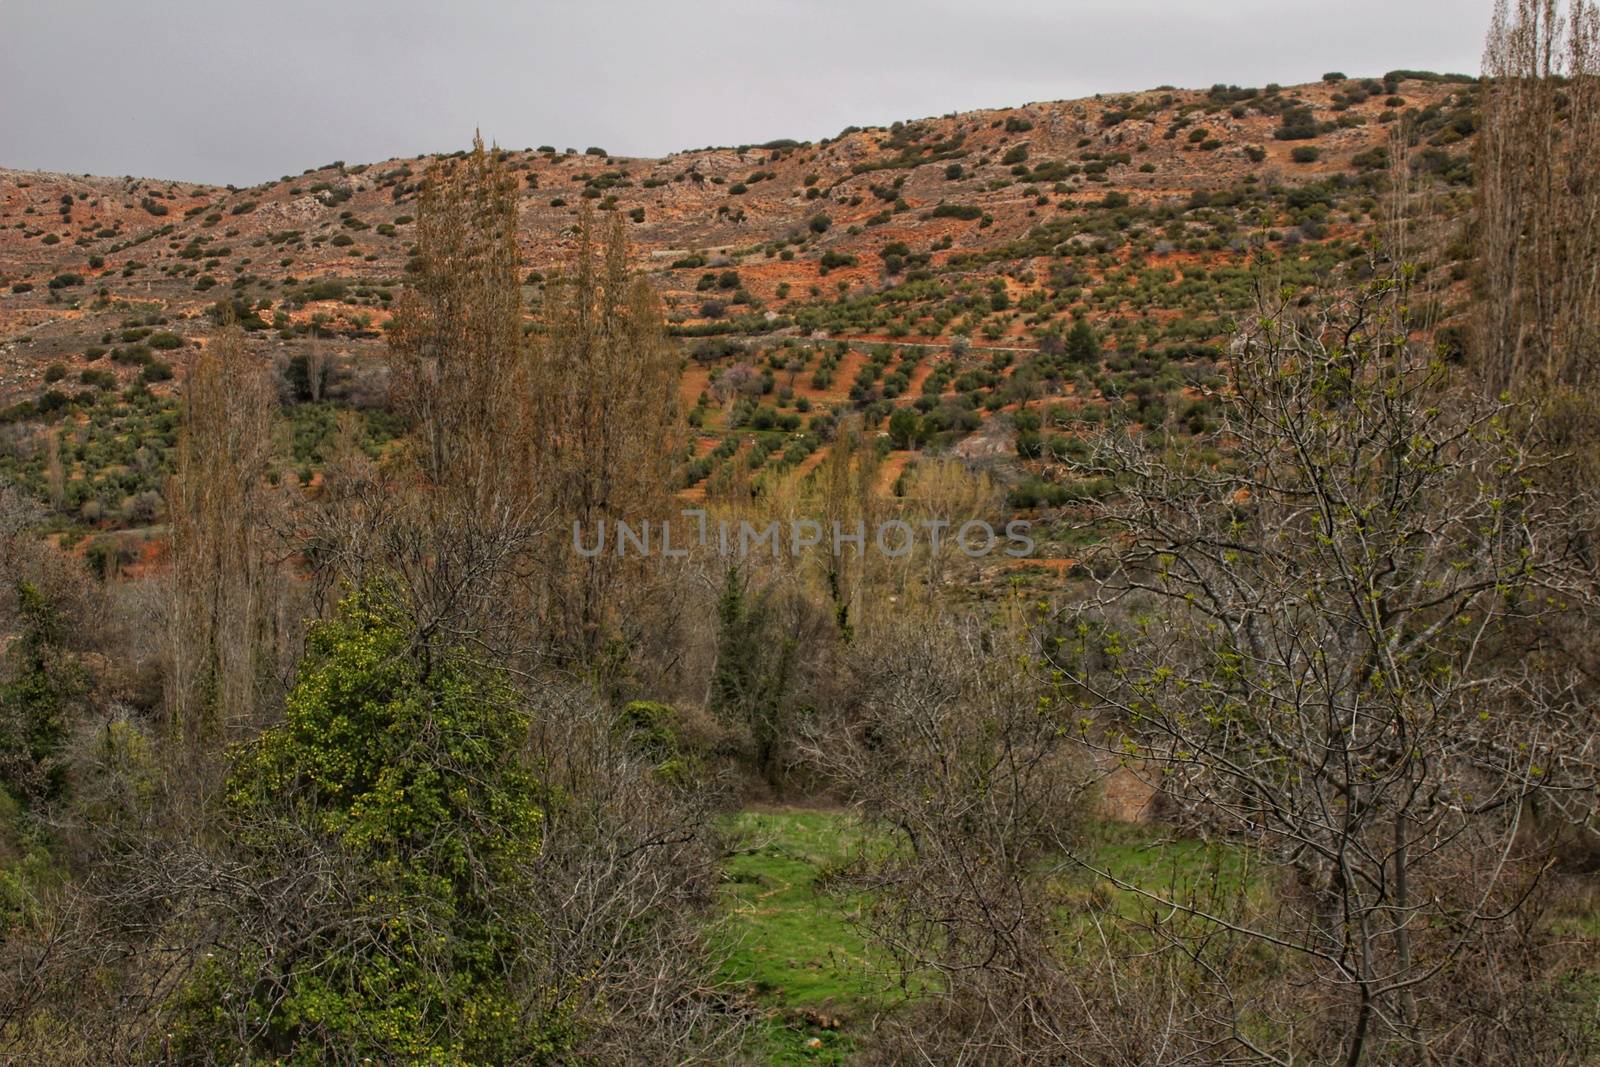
1074;819;1268;915
716;811;1600;1062
715;809;1269;1061
718;808;889;1063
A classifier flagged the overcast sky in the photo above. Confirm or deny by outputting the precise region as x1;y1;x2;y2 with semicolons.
0;0;1491;187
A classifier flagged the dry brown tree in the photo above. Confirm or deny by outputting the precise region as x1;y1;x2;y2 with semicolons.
517;683;755;1063
384;157;687;678
805;416;880;640
528;208;684;668
894;455;999;592
378;136;551;665
164;323;282;751
1475;0;1600;401
388;135;530;510
1475;3;1600;825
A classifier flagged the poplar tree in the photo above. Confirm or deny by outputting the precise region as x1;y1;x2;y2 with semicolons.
166;325;278;745
1475;0;1600;403
387;134;531;513
529;209;682;664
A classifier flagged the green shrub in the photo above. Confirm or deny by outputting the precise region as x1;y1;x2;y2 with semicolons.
614;700;684;766
0;581;82;802
928;203;982;221
1275;107;1321;141
1067;318;1100;363
174;583;562;1063
887;407;923;448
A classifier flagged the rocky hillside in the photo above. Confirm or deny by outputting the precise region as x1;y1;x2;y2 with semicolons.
0;71;1480;538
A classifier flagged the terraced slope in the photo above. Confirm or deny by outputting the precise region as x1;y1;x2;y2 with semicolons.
0;72;1479;533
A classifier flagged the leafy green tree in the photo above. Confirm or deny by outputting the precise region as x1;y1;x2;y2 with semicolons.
0;580;82;803
887;407;923;449
711;569;795;787
1013;409;1043;459
176;581;565;1063
1066;318;1100;364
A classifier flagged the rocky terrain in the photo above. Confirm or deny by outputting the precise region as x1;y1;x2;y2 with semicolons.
0;71;1480;536
0;74;1477;386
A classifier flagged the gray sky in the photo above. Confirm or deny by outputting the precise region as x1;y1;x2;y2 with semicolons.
0;0;1491;187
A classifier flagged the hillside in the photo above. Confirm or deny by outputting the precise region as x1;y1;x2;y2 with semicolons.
0;71;1480;530
9;36;1600;1065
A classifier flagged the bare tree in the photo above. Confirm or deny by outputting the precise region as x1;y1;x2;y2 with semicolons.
165;324;281;750
368;137;560;676
1053;265;1600;1064
387;134;532;513
528;208;684;667
519;683;755;1064
806;417;880;640
801;613;1122;1063
1475;0;1600;400
896;455;998;590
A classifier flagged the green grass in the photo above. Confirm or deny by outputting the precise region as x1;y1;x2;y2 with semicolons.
715;808;1278;1062
714;808;1265;1063
717;808;1600;1063
717;809;888;1064
1072;819;1268;917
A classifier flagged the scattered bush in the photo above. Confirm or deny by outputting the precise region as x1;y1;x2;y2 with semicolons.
929;203;983;221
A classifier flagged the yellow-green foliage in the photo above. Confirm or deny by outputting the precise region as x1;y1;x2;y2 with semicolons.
0;787;59;936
